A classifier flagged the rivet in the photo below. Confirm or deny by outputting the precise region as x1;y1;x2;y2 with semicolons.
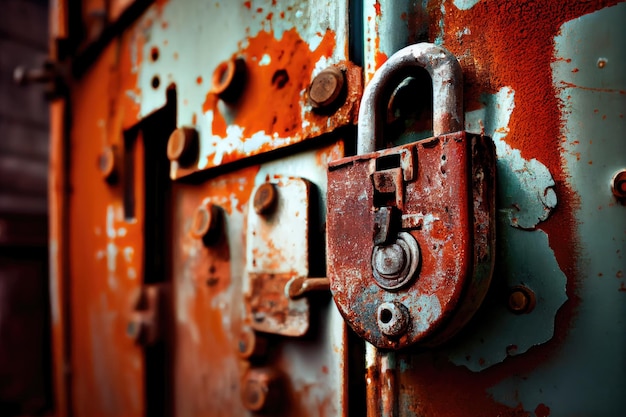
236;326;267;359
167;127;199;167
507;286;536;314
190;203;221;245
253;182;277;215
241;368;280;412
610;169;626;200
308;66;345;110
99;146;118;183
212;57;247;102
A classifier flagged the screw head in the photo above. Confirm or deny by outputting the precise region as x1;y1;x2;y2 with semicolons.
190;203;221;245
99;146;117;183
236;326;267;359
308;66;345;110
611;169;626;200
212;57;247;102
372;232;420;290
167;127;199;167
241;368;280;412
253;182;277;215
377;301;410;337
507;286;536;314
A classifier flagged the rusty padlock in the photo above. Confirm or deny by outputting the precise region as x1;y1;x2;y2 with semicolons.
327;43;496;350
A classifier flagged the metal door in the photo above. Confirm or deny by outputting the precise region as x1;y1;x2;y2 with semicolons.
47;1;625;416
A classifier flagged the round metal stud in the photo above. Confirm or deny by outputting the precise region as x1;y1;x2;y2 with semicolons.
507;286;536;314
212;57;247;102
241;368;280;412
308;66;345;110
253;182;278;215
99;146;117;183
167;127;199;167
190;203;221;245
372;232;420;290
610;169;626;200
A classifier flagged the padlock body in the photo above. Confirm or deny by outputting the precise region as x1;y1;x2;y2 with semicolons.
327;132;496;349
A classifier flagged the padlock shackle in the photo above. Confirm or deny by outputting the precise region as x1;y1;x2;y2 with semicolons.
358;43;464;154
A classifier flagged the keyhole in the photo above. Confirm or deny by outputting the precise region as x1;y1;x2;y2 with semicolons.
380;308;393;324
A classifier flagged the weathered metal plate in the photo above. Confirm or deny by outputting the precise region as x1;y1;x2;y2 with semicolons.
246;177;311;336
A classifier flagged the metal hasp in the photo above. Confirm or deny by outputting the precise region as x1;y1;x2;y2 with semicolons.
327;43;497;349
246;177;317;336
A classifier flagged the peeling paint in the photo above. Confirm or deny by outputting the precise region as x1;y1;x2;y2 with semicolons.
453;0;482;11
466;88;558;230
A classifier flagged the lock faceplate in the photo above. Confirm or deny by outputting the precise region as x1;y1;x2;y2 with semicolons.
327;132;496;349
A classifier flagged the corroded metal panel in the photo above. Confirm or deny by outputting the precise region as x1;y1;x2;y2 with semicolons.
361;1;625;416
50;0;625;416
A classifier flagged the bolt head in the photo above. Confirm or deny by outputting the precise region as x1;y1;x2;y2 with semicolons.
236;327;267;359
253;183;277;215
99;146;117;183
212;57;247;102
308;67;345;109
190;203;221;245
167;127;198;167
507;286;536;314
241;368;280;412
611;169;626;200
373;243;406;277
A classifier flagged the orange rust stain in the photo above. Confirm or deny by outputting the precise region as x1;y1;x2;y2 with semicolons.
154;0;169;15
68;32;149;414
244;1;251;9
535;403;551;417
266;12;273;20
202;28;336;141
256;7;263;13
374;46;388;69
196;76;203;84
374;1;382;16
430;0;619;298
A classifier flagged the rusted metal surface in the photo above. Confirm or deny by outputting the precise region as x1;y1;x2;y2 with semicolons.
120;0;361;179
359;1;625;416
246;177;312;337
172;143;348;417
49;0;625;416
126;283;168;346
